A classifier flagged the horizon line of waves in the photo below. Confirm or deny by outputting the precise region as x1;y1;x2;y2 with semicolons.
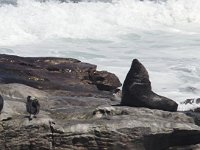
0;0;166;5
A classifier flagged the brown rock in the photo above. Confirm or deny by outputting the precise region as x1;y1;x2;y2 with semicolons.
0;54;121;92
89;70;122;91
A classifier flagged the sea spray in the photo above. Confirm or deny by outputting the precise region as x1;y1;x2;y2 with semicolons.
0;0;200;46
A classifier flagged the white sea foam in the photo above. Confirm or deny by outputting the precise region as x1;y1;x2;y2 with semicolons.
0;0;200;110
0;0;200;45
178;98;200;111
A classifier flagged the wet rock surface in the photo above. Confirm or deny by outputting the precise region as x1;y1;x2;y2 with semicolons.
179;98;200;126
0;55;200;150
0;54;121;92
181;98;200;105
121;59;178;112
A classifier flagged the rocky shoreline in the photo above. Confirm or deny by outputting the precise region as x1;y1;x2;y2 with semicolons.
0;54;200;150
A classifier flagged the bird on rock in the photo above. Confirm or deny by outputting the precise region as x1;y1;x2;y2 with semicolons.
26;96;40;120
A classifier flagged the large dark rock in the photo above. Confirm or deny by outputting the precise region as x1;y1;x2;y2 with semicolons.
121;59;178;112
0;54;121;92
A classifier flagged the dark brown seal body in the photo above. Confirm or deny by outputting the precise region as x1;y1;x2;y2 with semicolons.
121;59;178;112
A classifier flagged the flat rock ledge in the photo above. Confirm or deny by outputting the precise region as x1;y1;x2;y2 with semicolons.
0;84;200;150
0;55;200;150
0;54;121;92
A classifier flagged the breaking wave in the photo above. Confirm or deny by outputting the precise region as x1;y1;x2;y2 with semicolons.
0;0;200;46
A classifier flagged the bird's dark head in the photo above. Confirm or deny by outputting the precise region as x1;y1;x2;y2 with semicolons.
49;120;55;125
27;96;31;101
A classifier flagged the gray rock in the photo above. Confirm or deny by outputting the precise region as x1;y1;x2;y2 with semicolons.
121;59;178;112
0;83;48;99
0;83;199;149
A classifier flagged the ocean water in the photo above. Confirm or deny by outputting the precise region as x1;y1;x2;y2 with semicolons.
0;0;200;110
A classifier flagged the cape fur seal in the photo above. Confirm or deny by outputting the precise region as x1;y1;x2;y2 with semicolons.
121;59;178;112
